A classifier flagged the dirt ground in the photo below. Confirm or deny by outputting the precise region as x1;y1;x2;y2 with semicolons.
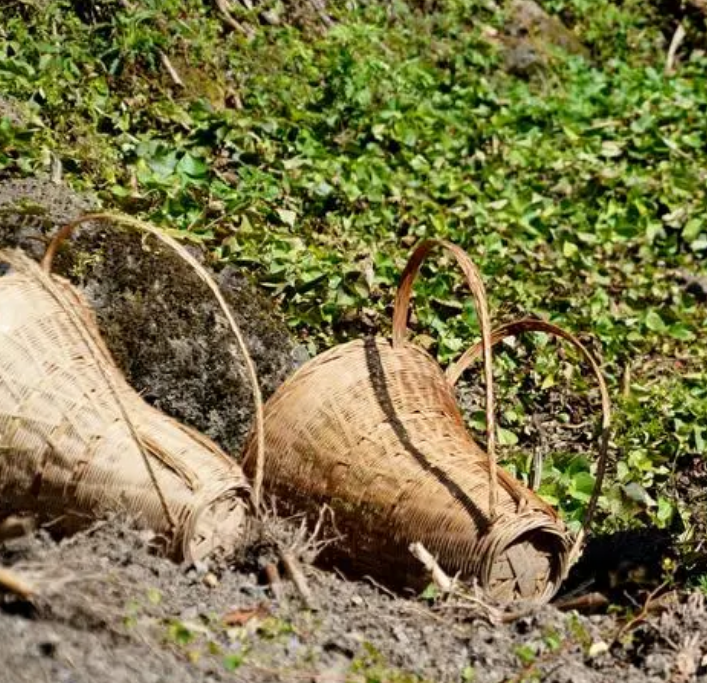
0;521;706;683
1;176;707;682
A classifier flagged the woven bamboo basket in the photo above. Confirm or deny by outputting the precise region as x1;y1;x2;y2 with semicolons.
0;237;254;563
243;240;610;604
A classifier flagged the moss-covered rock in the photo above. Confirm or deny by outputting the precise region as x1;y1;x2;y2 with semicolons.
0;177;295;456
503;0;589;75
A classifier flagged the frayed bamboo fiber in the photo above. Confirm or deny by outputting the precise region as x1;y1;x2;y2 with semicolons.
0;249;251;562
243;240;610;604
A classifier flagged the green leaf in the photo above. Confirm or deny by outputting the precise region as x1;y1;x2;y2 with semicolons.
420;583;439;600
621;482;656;507
148;151;178;178
644;310;666;333
656;497;674;526
276;208;297;227
462;666;476;682
515;644;536;666
563;241;579;258
540;374;555;390
668;323;695;341
570;472;595;502
223;654;244;671
177;153;208;178
497;427;518;446
167;621;195;646
683;218;703;242
600;141;623;158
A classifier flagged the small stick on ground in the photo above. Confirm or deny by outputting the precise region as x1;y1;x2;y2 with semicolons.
362;574;397;599
281;551;318;610
281;551;317;609
553;591;609;612
0;567;36;600
409;541;453;593
264;562;285;603
665;23;686;75
158;51;184;88
214;0;255;38
614;582;670;643
50;153;63;185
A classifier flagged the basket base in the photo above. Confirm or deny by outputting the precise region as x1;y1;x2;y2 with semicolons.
187;493;250;563
487;528;567;603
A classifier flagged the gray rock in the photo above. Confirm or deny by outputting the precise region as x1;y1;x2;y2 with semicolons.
503;0;589;75
0;97;25;127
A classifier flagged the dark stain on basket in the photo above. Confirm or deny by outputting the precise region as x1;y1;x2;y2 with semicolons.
363;336;489;532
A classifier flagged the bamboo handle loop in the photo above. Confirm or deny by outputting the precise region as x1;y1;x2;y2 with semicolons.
41;212;265;513
392;239;499;520
446;317;611;536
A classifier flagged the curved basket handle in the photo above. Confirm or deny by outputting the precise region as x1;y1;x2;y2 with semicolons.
392;239;499;520
446;317;611;535
41;212;265;513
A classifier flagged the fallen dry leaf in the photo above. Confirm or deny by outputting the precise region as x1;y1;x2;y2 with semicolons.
222;603;270;626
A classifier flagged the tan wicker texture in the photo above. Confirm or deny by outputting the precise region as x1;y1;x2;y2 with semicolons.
242;239;608;604
0;249;251;562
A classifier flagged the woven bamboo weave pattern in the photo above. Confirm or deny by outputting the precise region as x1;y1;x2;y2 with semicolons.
0;249;250;562
246;337;570;602
244;240;578;604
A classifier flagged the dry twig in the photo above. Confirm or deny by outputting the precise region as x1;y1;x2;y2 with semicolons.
409;541;453;593
214;0;255;38
158;50;184;87
0;566;35;600
665;23;686;74
553;591;609;612
614;582;670;642
264;562;285;602
281;551;318;610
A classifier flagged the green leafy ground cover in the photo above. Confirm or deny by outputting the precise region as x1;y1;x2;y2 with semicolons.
1;0;707;576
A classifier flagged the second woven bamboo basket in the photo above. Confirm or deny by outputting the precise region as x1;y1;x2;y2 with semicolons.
0;220;258;563
244;240;610;604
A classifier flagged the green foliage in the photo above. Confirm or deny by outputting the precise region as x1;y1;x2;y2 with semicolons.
166;620;197;646
514;643;538;666
694;574;707;596
222;653;245;671
2;0;707;539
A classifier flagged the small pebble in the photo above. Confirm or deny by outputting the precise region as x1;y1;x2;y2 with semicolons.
203;572;219;588
588;641;609;658
192;560;209;576
180;606;198;621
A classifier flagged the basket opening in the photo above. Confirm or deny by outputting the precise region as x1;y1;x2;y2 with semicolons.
487;528;567;604
187;493;249;563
